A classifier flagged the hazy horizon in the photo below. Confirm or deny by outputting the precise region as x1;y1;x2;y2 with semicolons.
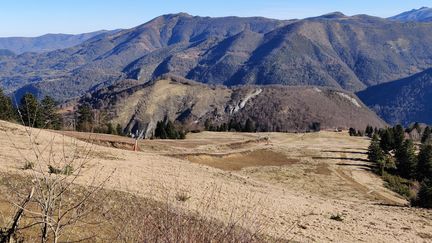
0;0;430;37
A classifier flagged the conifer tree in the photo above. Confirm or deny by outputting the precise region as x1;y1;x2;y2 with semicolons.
393;125;405;150
116;124;123;136
415;179;432;209
40;96;62;130
243;119;255;132
19;93;42;127
365;125;374;138
380;129;395;153
107;123;115;134
368;134;385;163
348;128;357;136
76;104;93;132
422;127;431;144
417;144;432;181
0;88;16;121
395;139;417;179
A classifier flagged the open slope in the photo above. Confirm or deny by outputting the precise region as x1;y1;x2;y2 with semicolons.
0;121;431;242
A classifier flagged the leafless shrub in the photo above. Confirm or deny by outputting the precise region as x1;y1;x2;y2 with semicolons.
103;189;275;243
1;121;113;243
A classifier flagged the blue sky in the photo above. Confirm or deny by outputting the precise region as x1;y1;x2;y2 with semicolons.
0;0;430;37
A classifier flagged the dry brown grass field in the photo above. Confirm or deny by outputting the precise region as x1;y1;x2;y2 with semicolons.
1;120;431;242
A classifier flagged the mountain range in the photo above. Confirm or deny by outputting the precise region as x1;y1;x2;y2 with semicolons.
0;30;119;54
1;9;432;127
389;7;432;22
2;12;432;99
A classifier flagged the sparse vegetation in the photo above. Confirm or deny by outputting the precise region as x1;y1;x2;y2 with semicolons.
175;192;191;202
382;172;415;199
22;161;34;170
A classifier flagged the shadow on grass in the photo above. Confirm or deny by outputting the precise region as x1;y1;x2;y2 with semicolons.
322;150;368;155
336;163;375;171
312;156;370;163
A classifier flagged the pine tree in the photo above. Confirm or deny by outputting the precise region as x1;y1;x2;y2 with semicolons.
154;121;166;139
368;134;385;163
243;119;255;132
417;144;432;181
395;139;417;179
393;125;405;150
422;127;431;144
380;129;395;153
107;123;115;134
0;88;16;121
40;96;62;130
165;120;177;139
349;128;357;136
19;93;42;127
76;104;93;132
116;124;123;136
365;125;374;138
415;179;432;209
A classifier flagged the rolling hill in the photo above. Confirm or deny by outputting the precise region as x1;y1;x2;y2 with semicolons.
80;75;386;137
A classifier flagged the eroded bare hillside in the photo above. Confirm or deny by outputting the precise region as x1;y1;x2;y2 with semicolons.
82;76;386;137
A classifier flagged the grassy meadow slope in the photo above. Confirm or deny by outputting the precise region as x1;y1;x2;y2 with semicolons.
0;120;431;242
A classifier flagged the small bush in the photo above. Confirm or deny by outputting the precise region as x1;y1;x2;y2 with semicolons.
48;164;74;175
22;161;34;170
48;165;62;174
382;172;415;199
63;165;74;176
175;192;191;202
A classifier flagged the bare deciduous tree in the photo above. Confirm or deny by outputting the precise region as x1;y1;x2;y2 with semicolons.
2;122;113;243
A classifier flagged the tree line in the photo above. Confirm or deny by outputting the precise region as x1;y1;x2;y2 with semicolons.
366;125;432;208
204;118;257;133
0;89;62;130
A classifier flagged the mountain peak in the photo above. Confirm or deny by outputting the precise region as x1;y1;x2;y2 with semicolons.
318;12;347;19
163;12;193;19
390;7;432;22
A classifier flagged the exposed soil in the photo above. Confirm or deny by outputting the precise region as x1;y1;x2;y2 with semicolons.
182;149;298;171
